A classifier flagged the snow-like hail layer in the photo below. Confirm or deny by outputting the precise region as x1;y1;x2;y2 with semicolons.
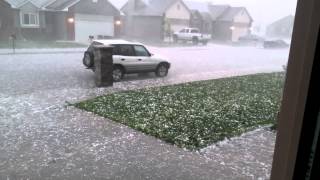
0;44;286;179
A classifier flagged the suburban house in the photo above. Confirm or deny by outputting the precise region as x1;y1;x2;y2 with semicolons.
121;0;191;41
0;0;121;42
266;15;295;38
185;1;211;33
189;10;212;33
185;1;253;42
209;5;253;42
0;0;15;40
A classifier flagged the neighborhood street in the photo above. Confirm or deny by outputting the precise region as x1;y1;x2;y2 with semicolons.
0;44;289;96
0;44;288;179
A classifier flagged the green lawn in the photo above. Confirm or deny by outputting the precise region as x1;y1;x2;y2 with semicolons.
74;73;285;150
0;40;87;49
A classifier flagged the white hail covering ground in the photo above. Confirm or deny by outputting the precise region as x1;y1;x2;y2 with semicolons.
0;43;288;179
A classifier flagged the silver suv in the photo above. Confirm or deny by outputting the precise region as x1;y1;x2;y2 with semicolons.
83;40;171;81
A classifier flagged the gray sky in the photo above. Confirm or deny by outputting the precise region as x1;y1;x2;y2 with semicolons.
110;0;298;26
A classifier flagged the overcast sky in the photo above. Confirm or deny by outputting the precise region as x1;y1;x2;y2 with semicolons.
110;0;298;26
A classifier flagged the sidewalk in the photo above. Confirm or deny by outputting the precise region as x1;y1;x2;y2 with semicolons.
0;48;86;55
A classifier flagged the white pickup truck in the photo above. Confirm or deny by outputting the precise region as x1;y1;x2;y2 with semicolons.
173;28;211;45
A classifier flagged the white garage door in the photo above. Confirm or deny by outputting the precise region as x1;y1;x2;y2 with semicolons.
74;14;114;42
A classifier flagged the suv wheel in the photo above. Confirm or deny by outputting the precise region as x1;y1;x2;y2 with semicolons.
156;64;169;77
83;52;94;68
113;66;124;82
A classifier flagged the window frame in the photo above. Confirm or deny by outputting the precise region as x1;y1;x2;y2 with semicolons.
270;0;320;179
20;12;39;28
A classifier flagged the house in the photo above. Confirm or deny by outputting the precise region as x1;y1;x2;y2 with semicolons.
185;1;253;42
185;1;212;34
121;0;191;41
0;0;15;40
209;5;253;42
189;10;212;33
266;15;294;38
1;0;121;42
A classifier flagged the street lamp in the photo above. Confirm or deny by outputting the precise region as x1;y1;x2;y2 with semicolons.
230;26;235;30
68;18;74;23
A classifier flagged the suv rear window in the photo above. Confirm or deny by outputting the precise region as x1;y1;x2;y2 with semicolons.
113;45;134;56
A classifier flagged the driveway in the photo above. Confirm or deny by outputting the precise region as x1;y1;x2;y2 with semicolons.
0;44;286;179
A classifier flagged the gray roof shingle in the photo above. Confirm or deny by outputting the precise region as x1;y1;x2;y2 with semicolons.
208;5;230;20
45;0;77;10
5;0;120;11
134;0;177;16
5;0;54;8
184;0;210;13
218;7;248;21
121;0;147;14
123;0;189;16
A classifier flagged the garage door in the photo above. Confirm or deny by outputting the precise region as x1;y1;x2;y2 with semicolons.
232;27;249;42
74;14;114;42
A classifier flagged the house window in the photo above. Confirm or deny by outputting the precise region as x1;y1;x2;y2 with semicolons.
21;12;39;27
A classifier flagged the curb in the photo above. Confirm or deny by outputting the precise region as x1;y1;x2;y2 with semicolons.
0;50;85;55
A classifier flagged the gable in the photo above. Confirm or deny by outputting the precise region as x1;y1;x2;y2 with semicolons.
69;0;120;16
0;0;10;7
20;1;38;12
233;9;252;23
121;0;146;14
165;0;190;20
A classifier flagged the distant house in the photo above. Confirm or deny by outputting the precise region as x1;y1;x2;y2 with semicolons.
121;0;191;41
185;1;253;42
185;0;211;33
0;0;15;40
266;15;294;38
190;10;212;33
209;5;253;42
1;0;121;42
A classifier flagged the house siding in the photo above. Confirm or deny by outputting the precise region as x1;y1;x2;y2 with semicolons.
16;2;52;40
233;10;251;24
165;0;190;32
128;16;164;41
266;16;294;38
212;9;251;42
45;11;68;40
190;12;202;30
0;0;15;40
19;2;45;28
212;21;233;41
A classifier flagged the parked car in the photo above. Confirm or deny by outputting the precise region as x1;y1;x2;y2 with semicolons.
173;28;211;45
238;34;265;46
263;39;290;49
83;40;171;82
